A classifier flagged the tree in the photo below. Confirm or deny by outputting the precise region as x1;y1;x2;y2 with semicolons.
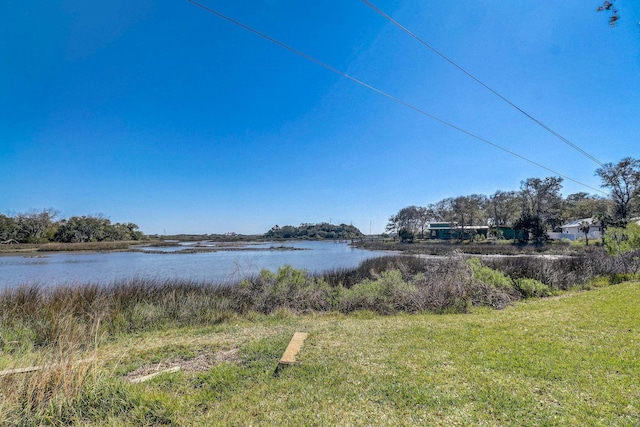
451;195;487;241
54;215;109;242
518;177;564;243
265;223;363;239
578;220;592;246
14;208;59;243
488;190;520;227
563;192;613;222
596;157;640;225
386;206;423;238
54;215;143;242
432;198;456;224
416;206;430;239
597;1;620;27
514;213;544;243
0;215;19;242
385;215;399;237
603;222;640;273
398;228;415;243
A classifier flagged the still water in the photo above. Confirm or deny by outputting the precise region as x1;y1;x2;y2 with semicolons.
0;241;389;289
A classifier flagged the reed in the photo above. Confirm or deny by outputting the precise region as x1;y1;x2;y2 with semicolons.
2;250;634;352
481;247;637;290
2;250;637;422
37;241;134;252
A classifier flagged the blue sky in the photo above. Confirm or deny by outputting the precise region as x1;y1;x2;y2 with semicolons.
2;1;639;235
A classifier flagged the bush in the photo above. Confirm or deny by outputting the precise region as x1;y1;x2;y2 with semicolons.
233;265;334;314
468;258;514;290
414;254;475;313
340;270;418;314
321;255;426;288
398;228;415;243
481;249;620;290
513;278;550;298
468;257;551;300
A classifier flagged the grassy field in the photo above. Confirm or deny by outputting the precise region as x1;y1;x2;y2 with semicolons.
1;281;638;426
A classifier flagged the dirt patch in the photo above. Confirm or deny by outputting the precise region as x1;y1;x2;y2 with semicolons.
124;348;239;381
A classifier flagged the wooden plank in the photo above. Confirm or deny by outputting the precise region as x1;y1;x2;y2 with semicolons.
0;358;95;378
274;332;308;376
129;366;181;384
279;332;308;365
0;366;43;377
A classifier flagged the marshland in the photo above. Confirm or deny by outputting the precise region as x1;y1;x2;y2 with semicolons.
1;241;639;425
5;0;640;424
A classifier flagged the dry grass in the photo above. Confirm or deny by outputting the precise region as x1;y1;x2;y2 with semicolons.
1;282;639;425
1;251;638;424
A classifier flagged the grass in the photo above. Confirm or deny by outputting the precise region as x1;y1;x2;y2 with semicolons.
1;281;639;425
1;251;639;425
354;239;593;256
0;241;138;255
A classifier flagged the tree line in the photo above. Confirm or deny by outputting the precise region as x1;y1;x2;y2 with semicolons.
0;209;144;244
265;223;364;239
387;157;640;243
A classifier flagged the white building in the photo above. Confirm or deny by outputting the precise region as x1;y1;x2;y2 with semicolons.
553;218;602;241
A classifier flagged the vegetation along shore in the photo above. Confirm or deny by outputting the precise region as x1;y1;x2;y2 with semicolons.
2;156;640;424
1;244;639;425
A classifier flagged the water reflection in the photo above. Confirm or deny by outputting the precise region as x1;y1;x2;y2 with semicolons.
0;241;388;289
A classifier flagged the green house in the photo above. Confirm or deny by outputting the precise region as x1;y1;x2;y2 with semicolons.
427;223;489;240
490;226;524;240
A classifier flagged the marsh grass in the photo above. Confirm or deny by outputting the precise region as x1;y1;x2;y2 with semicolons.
354;239;589;256
320;255;427;288
1;251;633;351
481;248;633;290
2;250;638;424
0;314;108;427
0;241;140;254
61;282;638;426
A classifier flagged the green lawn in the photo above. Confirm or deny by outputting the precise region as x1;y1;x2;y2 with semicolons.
3;282;639;426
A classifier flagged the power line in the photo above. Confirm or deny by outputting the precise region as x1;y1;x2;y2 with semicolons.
186;0;607;195
361;0;605;167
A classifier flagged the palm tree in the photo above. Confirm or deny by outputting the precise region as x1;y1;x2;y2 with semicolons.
578;220;592;246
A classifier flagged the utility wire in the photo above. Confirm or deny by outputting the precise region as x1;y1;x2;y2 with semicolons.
187;0;606;195
362;0;605;167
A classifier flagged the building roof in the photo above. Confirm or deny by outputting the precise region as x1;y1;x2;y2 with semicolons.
561;218;594;228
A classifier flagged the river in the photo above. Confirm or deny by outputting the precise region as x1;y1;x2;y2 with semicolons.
0;241;390;289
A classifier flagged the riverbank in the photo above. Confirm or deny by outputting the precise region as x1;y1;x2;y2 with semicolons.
2;248;638;424
2;281;638;426
352;238;594;256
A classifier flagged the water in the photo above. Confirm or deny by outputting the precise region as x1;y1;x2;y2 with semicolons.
0;241;389;289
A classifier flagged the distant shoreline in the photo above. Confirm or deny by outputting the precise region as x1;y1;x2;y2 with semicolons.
0;239;337;257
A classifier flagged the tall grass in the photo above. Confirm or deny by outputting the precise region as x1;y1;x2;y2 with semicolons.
1;249;637;422
2;250;634;351
319;255;427;288
481;248;638;290
354;239;590;256
0;241;137;254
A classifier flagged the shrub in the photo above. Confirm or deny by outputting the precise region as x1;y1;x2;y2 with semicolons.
468;258;514;290
414;254;474;313
340;270;418;314
468;257;550;301
321;255;426;288
513;278;550;298
398;228;415;243
233;265;333;314
608;273;639;284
